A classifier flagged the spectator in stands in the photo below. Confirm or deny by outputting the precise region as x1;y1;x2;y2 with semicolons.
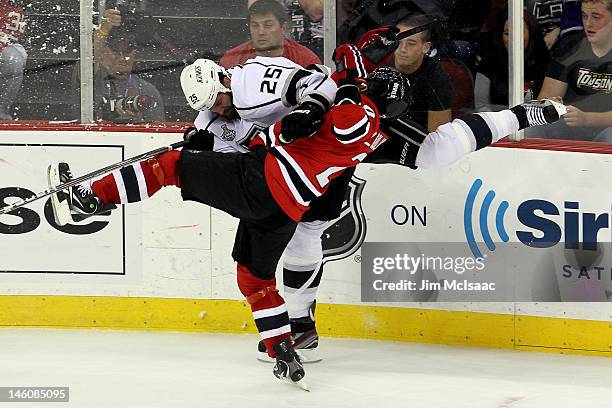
284;0;324;60
475;11;550;112
560;0;584;39
527;0;564;49
393;13;451;132
527;0;611;141
0;0;27;120
87;8;165;124
248;0;324;60
220;0;320;69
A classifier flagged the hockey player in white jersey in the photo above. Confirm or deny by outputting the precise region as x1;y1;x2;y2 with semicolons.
181;56;337;362
185;57;336;153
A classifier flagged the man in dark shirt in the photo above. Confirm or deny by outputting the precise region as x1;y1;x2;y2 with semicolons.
529;0;611;141
393;13;452;132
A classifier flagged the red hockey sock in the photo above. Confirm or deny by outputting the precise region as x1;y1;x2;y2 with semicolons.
91;150;181;205
148;150;181;189
237;263;292;358
92;173;120;205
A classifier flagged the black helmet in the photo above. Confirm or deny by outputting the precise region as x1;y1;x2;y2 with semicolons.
365;67;411;120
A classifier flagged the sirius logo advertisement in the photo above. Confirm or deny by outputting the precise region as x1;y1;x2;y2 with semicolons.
464;178;611;258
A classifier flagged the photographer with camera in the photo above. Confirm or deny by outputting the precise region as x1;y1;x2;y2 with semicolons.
75;6;165;124
94;26;165;123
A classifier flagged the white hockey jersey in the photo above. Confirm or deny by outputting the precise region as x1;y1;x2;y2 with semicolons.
193;56;336;154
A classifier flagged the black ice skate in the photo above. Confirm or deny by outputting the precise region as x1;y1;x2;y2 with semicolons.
258;303;321;363
258;316;321;363
48;162;116;226
290;314;321;363
272;338;309;391
512;99;567;128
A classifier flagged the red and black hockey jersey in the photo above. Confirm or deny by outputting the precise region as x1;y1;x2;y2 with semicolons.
251;88;387;221
0;0;26;50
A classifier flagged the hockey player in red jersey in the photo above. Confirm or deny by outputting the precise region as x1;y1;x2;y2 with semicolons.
180;55;338;363
48;42;567;389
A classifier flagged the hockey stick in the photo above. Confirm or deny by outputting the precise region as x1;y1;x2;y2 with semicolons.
360;19;439;65
0;139;188;216
395;18;438;41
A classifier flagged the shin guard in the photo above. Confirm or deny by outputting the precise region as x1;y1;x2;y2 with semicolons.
237;263;291;357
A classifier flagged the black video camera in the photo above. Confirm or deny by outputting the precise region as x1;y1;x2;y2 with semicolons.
98;95;155;123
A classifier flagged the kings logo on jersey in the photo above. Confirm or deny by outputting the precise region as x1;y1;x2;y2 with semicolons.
321;174;367;264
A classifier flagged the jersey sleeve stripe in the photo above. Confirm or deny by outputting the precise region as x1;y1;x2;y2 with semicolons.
307;63;332;75
257;127;273;147
333;113;368;135
332;112;371;144
335;120;371;144
301;90;332;111
257;123;278;147
235;98;282;111
312;73;328;91
275;146;321;197
241;61;296;70
269;147;320;205
271;152;312;207
281;69;313;106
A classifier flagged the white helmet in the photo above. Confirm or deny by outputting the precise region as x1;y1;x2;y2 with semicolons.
180;59;231;111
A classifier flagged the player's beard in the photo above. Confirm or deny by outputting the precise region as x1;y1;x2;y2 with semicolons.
223;105;239;120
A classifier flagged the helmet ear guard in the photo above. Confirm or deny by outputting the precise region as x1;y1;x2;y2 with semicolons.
365;67;412;120
180;59;231;111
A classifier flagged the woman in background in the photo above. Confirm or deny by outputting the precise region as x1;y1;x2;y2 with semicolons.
474;11;550;112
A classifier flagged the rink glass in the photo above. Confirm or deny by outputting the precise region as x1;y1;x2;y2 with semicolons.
5;0;608;145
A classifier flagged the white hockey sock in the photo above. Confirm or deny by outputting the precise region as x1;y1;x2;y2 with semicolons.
476;110;520;144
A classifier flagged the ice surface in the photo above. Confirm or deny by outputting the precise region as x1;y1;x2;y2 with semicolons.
0;329;611;407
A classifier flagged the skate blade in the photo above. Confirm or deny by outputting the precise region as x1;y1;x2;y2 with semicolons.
543;98;568;116
47;164;71;227
257;352;275;363
258;350;322;364
296;348;322;364
295;378;310;392
277;376;310;392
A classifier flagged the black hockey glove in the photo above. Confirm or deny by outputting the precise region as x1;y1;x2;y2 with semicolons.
280;102;325;144
183;127;214;151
